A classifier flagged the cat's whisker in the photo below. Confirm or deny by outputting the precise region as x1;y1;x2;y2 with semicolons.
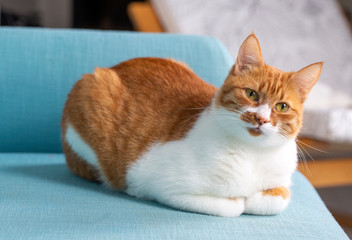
212;114;243;122
179;112;204;128
296;144;312;177
271;121;327;155
275;126;313;176
296;144;305;161
273;127;291;140
280;127;327;154
184;107;209;110
296;141;315;161
295;138;328;153
210;114;244;124
220;107;244;115
278;128;292;137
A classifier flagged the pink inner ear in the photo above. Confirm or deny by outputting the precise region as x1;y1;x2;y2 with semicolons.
290;62;323;101
234;34;264;74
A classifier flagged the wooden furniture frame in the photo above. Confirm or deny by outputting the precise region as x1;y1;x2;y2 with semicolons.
127;2;163;32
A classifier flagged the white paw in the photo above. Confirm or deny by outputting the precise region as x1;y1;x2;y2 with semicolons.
244;191;289;215
216;197;245;217
157;194;245;217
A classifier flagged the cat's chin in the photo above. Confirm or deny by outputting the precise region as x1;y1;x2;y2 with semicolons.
230;125;290;148
247;127;262;137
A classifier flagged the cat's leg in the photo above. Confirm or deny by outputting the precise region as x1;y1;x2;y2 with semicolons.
160;194;245;217
244;186;290;215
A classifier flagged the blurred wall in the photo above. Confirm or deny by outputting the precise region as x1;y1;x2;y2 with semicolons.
0;0;72;27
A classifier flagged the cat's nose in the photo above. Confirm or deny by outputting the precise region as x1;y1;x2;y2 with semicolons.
255;115;270;126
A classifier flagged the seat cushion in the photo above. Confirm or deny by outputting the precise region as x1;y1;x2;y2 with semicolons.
0;27;233;153
0;153;348;239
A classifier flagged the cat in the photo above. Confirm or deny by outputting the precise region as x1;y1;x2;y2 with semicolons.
61;33;322;217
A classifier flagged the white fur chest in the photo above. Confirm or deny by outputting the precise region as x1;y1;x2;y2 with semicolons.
204;141;297;198
125;111;297;202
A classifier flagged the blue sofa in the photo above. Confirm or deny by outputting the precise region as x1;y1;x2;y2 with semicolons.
0;27;348;239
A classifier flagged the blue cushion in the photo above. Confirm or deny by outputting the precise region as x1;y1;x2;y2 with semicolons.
0;27;347;239
0;27;233;153
0;153;348;239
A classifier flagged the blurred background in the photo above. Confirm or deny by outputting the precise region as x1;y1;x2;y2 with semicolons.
1;0;351;30
1;0;352;237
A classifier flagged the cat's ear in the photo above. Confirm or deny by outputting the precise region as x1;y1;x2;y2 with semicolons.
234;33;264;75
290;62;323;102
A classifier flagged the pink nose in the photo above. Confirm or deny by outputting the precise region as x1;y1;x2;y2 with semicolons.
255;115;270;125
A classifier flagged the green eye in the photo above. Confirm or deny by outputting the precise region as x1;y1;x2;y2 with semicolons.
275;103;290;112
245;89;259;101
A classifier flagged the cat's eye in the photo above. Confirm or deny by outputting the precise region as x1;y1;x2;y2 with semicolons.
245;89;259;102
275;103;290;112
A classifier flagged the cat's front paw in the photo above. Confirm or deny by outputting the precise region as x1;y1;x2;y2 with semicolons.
224;197;245;217
244;187;290;215
160;194;245;217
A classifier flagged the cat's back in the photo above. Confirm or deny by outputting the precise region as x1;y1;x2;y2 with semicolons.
108;57;218;141
62;57;217;188
112;58;217;108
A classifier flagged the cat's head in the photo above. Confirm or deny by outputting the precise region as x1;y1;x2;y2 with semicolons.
214;33;323;147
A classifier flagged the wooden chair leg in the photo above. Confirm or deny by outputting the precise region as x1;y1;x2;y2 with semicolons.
127;2;163;32
331;211;352;228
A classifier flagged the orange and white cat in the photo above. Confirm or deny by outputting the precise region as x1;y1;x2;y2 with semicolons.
61;34;322;217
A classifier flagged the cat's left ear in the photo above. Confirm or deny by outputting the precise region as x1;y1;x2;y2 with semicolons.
234;33;264;75
290;62;323;102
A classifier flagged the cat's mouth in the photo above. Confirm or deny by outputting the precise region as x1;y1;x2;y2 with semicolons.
247;127;262;137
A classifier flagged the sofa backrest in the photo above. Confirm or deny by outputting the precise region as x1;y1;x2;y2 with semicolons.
0;27;233;153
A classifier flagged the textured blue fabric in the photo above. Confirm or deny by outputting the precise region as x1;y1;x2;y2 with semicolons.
0;27;347;240
0;27;233;153
0;153;348;240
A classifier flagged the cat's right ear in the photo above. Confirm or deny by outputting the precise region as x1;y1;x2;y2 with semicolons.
290;62;323;102
233;33;264;75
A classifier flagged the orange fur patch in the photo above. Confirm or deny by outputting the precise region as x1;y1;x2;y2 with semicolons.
262;186;290;199
247;128;262;137
62;58;217;189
